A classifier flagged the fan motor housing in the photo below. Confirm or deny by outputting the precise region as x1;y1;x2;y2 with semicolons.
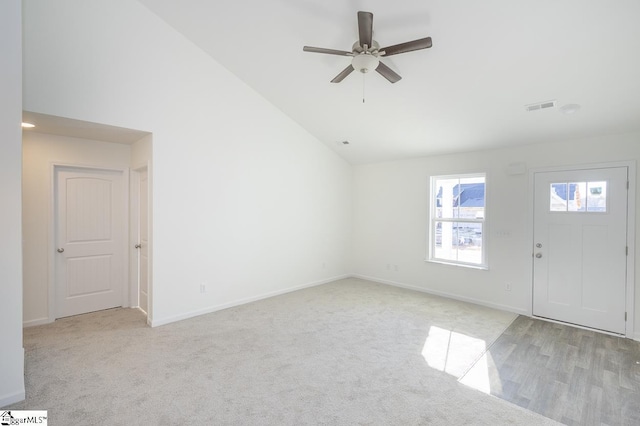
352;40;380;54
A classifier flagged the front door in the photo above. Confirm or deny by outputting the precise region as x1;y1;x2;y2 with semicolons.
532;166;628;334
55;166;126;318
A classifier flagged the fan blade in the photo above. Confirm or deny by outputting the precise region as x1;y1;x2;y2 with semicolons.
376;61;402;83
358;11;373;48
331;65;354;83
303;46;353;56
380;37;432;57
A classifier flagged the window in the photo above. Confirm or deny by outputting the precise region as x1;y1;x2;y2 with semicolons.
429;174;486;268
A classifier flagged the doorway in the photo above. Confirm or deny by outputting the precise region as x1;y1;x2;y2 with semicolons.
532;165;630;334
54;165;128;318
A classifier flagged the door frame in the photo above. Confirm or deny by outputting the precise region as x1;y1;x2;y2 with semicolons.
48;163;130;323
129;162;152;324
527;160;636;338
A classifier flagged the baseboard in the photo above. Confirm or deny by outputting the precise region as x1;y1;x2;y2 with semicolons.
0;347;25;408
23;317;52;328
0;390;25;408
351;274;529;316
151;274;349;327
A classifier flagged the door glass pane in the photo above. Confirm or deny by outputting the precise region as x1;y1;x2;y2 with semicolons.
587;181;607;212
568;182;587;212
550;183;567;211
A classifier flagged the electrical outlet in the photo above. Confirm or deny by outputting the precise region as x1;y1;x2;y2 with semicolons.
505;282;512;292
394;265;399;272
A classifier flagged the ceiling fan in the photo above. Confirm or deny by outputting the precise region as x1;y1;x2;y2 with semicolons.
303;11;433;84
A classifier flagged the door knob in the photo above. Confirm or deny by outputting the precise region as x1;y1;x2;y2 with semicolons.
135;244;141;249
535;253;542;258
57;248;64;253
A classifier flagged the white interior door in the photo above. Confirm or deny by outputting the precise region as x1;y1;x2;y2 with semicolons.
55;167;126;318
532;167;628;334
137;169;149;314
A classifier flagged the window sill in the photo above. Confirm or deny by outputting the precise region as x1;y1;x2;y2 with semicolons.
425;258;489;271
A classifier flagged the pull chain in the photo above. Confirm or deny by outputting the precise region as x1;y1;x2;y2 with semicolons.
362;72;366;103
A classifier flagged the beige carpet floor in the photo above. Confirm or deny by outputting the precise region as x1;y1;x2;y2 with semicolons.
8;278;559;425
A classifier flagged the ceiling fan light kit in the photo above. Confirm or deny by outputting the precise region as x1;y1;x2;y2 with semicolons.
352;53;379;74
303;11;433;84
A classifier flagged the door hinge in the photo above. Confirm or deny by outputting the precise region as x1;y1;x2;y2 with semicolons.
626;246;629;256
627;180;630;190
625;312;627;321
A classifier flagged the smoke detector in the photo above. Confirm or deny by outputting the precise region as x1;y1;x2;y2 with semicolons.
559;104;581;115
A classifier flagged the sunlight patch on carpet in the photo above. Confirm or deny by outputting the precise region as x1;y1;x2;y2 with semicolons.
422;325;488;378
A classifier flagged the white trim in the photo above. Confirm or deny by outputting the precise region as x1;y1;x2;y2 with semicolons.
351;274;529;316
145;161;153;324
625;163;636;339
0;348;25;407
527;160;636;339
0;390;25;408
129;163;151;321
425;258;489;271
23;317;52;328
129;168;140;309
48;163;131;322
150;275;349;327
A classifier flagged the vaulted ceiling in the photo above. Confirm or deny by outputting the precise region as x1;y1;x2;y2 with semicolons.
139;0;640;164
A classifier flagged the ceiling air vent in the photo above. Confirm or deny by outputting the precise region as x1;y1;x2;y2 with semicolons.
525;100;557;112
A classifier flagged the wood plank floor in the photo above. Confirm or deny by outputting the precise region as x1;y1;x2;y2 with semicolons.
462;316;640;425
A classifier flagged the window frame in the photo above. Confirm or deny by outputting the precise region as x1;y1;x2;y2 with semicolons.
428;172;488;269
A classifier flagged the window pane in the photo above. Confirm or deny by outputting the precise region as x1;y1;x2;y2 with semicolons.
458;177;485;219
568;182;586;212
550;183;567;211
434;221;483;265
587;181;607;212
434;178;459;219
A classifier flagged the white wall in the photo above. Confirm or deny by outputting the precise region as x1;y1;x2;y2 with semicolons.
0;0;25;407
22;132;133;326
22;0;352;326
353;132;640;338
